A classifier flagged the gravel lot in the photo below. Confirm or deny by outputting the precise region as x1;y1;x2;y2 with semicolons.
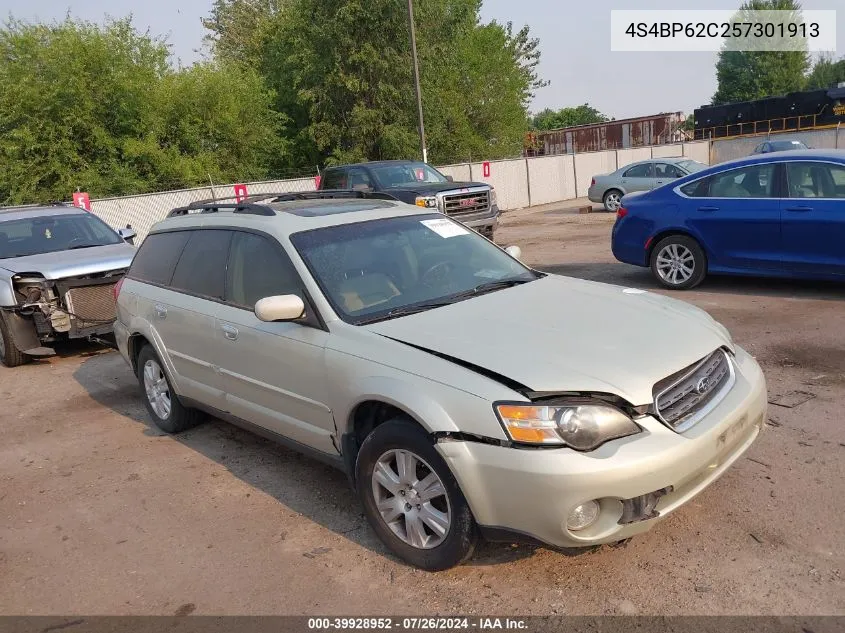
2;201;843;615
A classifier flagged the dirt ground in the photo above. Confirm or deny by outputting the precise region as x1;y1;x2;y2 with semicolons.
1;201;843;616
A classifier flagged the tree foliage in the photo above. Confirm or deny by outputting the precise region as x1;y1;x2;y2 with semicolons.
221;0;541;165
806;54;845;90
712;0;810;105
531;104;609;130
0;17;284;204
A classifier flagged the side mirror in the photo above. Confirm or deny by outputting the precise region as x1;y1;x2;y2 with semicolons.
255;295;306;322
504;245;522;260
445;175;454;182
118;227;136;244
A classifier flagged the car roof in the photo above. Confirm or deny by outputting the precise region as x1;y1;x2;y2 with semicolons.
710;148;845;171
323;160;423;170
150;196;432;239
0;205;87;223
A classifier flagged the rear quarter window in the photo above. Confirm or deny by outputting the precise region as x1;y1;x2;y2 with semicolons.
321;169;348;189
128;231;191;286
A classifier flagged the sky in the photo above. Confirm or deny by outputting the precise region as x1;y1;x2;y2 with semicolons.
2;0;843;120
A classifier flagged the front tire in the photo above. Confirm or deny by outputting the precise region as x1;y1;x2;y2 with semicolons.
0;312;31;368
355;419;478;571
603;189;623;212
650;235;707;290
136;344;201;433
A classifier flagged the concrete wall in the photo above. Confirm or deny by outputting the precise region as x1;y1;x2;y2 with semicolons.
468;159;530;210
652;143;684;158
526;155;576;206
711;127;843;164
87;140;718;241
573;151;617;197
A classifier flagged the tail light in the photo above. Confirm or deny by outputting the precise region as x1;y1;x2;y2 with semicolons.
617;207;628;219
591;178;596;186
113;277;125;302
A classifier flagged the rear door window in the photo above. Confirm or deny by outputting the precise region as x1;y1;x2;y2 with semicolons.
169;230;232;300
128;231;191;286
623;163;653;178
682;164;777;198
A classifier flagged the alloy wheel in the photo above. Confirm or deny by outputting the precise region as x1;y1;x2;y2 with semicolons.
604;192;621;211
143;359;172;420
371;449;452;549
655;243;696;285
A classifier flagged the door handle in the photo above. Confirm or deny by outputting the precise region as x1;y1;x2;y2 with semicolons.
697;206;719;212
221;324;239;341
785;206;812;213
154;305;167;319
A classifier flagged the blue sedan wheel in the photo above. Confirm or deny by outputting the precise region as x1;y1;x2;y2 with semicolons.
649;235;707;290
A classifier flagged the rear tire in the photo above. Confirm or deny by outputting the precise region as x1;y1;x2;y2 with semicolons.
649;235;707;290
136;344;201;433
355;418;478;571
0;312;31;368
603;189;623;212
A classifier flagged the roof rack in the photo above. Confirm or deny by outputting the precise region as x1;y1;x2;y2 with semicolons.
166;189;398;218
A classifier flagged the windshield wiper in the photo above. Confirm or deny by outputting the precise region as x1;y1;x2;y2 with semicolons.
67;243;101;250
357;299;457;324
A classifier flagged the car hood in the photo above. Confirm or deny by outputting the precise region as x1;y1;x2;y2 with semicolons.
365;275;731;405
0;243;135;279
384;181;489;194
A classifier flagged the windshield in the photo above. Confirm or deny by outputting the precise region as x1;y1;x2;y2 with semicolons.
677;160;707;173
291;214;538;324
0;213;123;259
370;162;448;188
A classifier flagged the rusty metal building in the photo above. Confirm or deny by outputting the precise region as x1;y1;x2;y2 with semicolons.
524;112;687;156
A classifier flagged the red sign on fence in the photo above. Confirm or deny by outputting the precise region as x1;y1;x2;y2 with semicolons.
482;161;491;178
315;175;322;189
233;184;248;202
72;192;91;211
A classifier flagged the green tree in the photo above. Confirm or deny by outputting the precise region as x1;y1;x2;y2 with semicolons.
531;104;608;130
0;17;284;204
202;0;286;66
806;54;845;89
712;0;810;105
238;0;542;166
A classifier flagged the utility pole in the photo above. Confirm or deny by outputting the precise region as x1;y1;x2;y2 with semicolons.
407;0;427;163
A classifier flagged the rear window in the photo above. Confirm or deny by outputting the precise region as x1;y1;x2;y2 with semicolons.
128;231;191;286
170;230;231;300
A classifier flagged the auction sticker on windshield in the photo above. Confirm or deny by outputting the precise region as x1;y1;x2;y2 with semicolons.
421;218;469;238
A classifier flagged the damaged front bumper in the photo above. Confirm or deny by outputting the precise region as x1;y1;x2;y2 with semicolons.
2;271;125;356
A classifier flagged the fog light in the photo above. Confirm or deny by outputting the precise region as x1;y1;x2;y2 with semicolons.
567;500;600;531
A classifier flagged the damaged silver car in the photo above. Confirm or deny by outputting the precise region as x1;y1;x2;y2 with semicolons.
0;205;136;367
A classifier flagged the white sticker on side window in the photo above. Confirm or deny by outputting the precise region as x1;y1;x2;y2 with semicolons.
420;218;469;238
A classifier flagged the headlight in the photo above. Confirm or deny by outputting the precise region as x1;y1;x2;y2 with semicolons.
495;401;641;450
490;187;498;207
415;195;438;209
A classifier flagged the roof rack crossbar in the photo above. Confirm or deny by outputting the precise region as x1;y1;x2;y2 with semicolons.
166;189;399;218
167;203;276;217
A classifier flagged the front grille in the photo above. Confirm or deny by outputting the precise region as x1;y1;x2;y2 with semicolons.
653;349;733;432
64;283;118;324
442;190;490;216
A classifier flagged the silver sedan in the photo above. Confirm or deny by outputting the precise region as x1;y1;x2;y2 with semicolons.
588;158;707;212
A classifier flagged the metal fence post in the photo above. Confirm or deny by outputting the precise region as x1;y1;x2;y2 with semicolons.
525;158;532;207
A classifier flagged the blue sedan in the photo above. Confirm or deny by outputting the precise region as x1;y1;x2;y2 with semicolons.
611;149;845;289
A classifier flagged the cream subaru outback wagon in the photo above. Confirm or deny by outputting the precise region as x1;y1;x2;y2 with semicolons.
114;191;767;571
